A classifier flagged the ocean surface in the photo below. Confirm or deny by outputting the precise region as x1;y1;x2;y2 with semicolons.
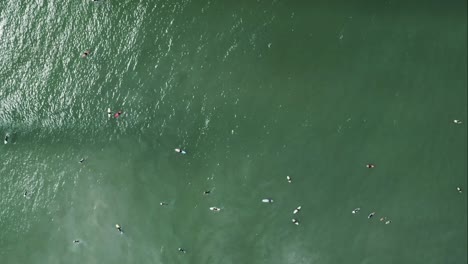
0;1;466;263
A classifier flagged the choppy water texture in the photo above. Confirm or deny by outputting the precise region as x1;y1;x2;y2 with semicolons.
1;1;467;263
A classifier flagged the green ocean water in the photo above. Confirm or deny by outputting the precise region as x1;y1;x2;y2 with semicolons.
0;0;466;263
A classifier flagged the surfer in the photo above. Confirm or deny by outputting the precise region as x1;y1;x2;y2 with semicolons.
203;190;211;195
292;219;299;225
73;240;80;244
385;220;391;225
286;175;292;183
175;148;187;154
262;198;273;203
457;187;462;193
81;50;90;58
368;212;375;219
453;119;462;124
293;206;301;214
4;134;9;144
114;111;122;118
210;207;221;212
352;208;360;214
178;248;186;253
366;164;375;168
79;158;85;163
115;224;123;234
160;202;168;206
107;108;112;118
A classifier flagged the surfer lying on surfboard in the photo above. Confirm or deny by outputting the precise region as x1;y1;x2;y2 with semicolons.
107;109;122;118
175;148;187;154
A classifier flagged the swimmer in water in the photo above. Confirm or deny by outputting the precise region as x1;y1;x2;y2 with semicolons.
178;248;186;253
286;175;292;183
209;207;221;212
293;206;301;214
115;224;123;234
175;148;187;154
368;212;375;219
292;219;299;225
81;50;90;58
114;111;122;118
366;164;375;168
352;208;361;214
262;198;274;203
457;187;462;193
